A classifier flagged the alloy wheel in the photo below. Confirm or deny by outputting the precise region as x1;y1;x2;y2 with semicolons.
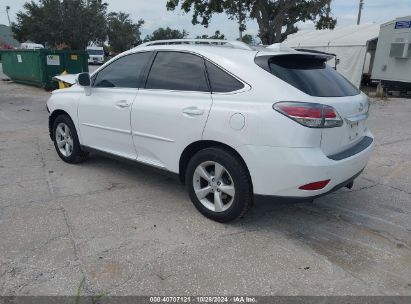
193;161;236;212
55;122;74;157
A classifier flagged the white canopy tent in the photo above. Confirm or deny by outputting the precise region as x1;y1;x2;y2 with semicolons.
273;24;380;87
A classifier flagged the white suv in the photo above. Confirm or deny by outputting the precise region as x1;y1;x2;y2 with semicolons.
47;39;374;222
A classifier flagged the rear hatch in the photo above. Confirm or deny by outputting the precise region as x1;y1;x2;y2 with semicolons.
256;52;369;156
318;94;369;156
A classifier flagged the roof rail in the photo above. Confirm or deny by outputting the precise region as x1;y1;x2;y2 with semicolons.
137;39;253;51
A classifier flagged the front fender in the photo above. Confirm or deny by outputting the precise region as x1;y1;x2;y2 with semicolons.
47;88;83;142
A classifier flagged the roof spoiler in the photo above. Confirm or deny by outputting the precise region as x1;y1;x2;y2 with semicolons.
265;43;298;53
294;48;336;60
294;48;338;69
258;44;339;70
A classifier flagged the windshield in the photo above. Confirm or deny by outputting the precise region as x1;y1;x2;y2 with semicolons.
258;54;360;97
88;49;104;56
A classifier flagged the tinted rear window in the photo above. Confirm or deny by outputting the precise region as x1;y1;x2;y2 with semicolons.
205;61;244;93
146;51;209;92
262;55;359;97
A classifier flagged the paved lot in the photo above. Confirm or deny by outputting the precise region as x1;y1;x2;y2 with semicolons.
0;66;410;296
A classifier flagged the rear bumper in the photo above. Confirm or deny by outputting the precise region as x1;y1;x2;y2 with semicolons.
237;132;374;197
256;169;364;202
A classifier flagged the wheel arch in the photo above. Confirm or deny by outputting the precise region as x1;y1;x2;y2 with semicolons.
48;109;72;140
179;140;252;187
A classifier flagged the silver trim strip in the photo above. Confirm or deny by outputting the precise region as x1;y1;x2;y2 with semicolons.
132;131;174;143
81;123;131;134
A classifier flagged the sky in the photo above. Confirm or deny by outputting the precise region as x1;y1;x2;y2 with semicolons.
0;0;410;41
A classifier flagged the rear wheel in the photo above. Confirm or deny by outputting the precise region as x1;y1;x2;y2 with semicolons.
52;115;88;164
186;147;253;222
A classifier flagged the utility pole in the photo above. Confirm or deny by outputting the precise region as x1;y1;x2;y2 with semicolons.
357;0;364;25
6;6;11;26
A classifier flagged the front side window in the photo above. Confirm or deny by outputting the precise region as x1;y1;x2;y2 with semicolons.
145;52;209;92
93;52;152;88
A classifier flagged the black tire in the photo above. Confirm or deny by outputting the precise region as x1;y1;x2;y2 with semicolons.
52;114;88;164
185;147;253;223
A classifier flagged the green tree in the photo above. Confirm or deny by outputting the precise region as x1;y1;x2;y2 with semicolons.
12;0;62;47
144;27;189;42
107;12;144;52
224;1;248;40
315;1;336;29
61;0;108;49
12;0;108;49
237;33;254;45
196;30;225;39
166;0;337;45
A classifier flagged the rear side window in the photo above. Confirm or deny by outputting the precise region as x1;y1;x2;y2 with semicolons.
146;52;209;92
260;55;359;97
93;52;152;88
205;61;245;93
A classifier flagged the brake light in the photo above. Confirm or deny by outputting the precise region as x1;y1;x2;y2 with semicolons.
299;180;331;190
273;102;343;128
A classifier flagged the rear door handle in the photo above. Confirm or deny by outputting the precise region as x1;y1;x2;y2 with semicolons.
182;107;204;116
115;100;131;109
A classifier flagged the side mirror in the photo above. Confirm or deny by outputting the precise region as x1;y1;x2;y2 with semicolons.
77;72;91;87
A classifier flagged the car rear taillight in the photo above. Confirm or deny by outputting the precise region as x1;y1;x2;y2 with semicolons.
273;102;343;128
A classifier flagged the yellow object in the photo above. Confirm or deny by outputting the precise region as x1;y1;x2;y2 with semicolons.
58;70;70;89
70;54;78;60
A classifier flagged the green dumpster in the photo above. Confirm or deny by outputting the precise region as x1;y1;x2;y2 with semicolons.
0;49;89;90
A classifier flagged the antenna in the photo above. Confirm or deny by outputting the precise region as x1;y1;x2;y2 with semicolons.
357;0;364;25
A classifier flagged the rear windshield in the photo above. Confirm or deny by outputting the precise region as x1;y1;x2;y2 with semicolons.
259;55;359;97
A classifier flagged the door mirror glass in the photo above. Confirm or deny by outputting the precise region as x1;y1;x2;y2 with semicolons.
77;73;91;87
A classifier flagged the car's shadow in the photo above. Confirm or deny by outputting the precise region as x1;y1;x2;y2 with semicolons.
82;152;354;228
78;153;404;279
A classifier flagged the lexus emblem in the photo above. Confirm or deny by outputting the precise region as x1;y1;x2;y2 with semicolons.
359;102;364;112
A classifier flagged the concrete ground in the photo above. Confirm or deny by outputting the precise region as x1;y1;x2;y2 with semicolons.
0;65;410;296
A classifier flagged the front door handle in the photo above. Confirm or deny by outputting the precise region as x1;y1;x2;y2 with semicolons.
182;107;204;116
116;100;131;109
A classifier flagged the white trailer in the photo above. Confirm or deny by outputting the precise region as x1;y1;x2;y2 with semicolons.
371;16;411;91
280;24;380;88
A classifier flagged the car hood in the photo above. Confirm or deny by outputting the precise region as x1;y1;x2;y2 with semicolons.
52;74;78;85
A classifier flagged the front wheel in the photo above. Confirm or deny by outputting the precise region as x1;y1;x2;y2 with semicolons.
52;114;88;164
186;147;253;222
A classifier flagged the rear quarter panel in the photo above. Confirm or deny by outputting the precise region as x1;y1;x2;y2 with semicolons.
203;65;323;149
